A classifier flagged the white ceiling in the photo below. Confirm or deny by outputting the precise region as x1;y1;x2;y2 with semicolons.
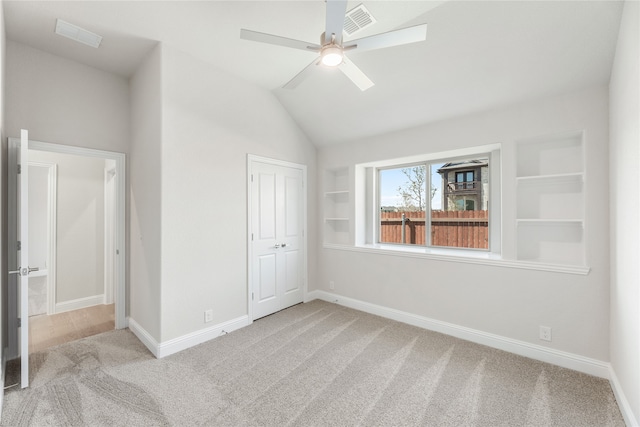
3;1;624;146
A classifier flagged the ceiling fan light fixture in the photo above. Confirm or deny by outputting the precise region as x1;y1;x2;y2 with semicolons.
321;45;343;67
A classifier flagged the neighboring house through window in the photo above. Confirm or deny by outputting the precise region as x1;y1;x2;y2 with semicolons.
437;160;489;212
375;155;491;250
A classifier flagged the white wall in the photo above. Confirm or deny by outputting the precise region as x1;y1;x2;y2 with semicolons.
609;0;640;424
5;39;130;313
28;165;48;270
317;86;610;361
0;0;7;359
159;45;317;342
29;150;106;303
129;45;162;341
5;41;129;153
28;165;49;316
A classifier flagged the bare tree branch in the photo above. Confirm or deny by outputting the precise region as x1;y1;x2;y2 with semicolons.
396;166;436;211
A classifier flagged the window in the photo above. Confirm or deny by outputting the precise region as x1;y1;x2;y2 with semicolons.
455;198;475;211
455;171;475;190
378;156;490;250
379;165;426;246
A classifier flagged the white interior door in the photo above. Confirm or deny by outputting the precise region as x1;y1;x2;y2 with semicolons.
19;130;30;388
8;130;31;388
250;158;305;320
104;166;116;305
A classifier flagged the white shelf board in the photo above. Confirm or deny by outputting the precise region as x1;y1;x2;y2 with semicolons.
516;172;583;183
515;256;588;269
516;219;583;224
325;190;349;195
325;217;349;222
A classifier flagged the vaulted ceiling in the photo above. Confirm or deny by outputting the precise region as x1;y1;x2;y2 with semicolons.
3;1;624;146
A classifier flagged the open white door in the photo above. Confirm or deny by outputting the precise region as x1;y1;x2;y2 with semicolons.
19;130;31;388
8;130;31;388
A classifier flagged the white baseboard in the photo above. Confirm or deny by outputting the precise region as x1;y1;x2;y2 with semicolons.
609;366;640;427
157;316;250;358
55;294;105;314
306;290;610;379
127;317;159;357
127;315;250;359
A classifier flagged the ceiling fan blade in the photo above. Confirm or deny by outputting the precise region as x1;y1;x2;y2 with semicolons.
325;0;348;44
339;56;374;91
283;58;320;90
344;24;427;53
240;29;321;52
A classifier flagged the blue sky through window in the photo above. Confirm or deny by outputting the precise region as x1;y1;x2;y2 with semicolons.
380;164;444;210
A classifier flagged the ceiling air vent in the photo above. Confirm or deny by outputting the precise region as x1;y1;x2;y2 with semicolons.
55;19;102;48
343;4;376;37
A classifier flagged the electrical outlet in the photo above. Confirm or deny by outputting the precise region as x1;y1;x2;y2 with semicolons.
204;309;213;323
329;281;335;290
539;325;552;342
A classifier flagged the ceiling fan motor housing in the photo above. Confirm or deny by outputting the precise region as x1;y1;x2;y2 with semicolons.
319;31;344;67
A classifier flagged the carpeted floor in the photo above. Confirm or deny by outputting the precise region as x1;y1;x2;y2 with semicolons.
1;300;625;426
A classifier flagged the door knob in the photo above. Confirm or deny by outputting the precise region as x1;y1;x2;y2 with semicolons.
8;267;39;276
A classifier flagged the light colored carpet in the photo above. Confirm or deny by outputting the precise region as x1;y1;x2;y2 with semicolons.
1;300;625;426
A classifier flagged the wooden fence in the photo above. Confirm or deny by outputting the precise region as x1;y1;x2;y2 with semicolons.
380;210;488;249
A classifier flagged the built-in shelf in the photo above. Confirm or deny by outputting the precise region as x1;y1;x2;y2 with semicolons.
515;131;586;268
324;167;351;245
516;172;583;183
516;219;584;224
516;132;583;177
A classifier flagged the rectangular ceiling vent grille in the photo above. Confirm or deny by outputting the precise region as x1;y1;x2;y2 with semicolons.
55;19;102;48
344;4;376;36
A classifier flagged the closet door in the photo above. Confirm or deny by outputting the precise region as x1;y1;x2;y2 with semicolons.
250;158;305;320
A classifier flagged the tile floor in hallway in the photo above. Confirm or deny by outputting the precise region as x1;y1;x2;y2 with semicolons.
29;304;115;353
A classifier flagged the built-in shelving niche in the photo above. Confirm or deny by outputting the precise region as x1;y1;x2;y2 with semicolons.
515;131;586;266
324;167;350;245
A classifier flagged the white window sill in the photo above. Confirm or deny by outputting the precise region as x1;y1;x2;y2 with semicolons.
322;243;590;275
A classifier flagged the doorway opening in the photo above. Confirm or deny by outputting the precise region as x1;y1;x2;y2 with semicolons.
7;138;126;377
27;152;118;353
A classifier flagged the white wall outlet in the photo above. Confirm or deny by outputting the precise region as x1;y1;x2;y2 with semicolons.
539;325;552;341
329;280;335;290
204;309;213;323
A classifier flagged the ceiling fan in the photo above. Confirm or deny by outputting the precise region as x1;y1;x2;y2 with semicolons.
240;0;427;91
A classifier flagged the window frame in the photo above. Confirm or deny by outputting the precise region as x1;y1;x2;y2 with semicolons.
356;143;501;258
377;155;490;250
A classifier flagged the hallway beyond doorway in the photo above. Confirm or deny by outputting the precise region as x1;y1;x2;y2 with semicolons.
29;304;114;353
